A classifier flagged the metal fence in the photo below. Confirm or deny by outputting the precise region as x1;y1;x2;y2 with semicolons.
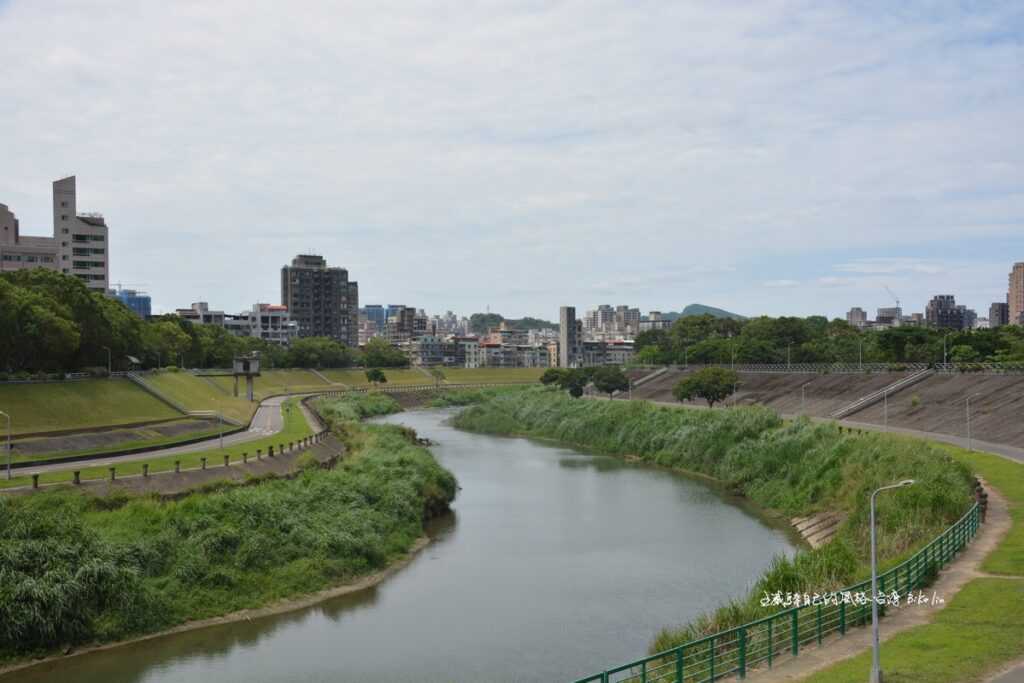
572;502;980;683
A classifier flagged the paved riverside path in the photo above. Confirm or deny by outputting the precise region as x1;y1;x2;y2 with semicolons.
17;394;319;477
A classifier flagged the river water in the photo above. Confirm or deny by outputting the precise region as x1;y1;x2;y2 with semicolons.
9;409;796;683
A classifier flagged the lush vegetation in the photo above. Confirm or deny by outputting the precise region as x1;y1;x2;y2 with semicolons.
0;398;455;662
635;313;1024;366
539;366;630;398
799;445;1024;683
451;388;975;649
672;366;740;407
441;367;546;383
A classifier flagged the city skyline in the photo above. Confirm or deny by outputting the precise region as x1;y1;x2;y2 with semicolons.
2;2;1022;319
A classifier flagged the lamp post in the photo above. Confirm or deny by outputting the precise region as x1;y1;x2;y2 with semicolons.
0;410;10;481
102;345;111;377
966;393;981;451
801;381;811;416
870;479;916;683
787;342;792;371
942;332;951;370
883;389;888;430
859;337;864;372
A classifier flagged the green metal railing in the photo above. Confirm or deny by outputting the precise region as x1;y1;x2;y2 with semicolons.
572;503;980;683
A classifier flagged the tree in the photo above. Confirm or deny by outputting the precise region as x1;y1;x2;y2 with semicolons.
566;373;586;398
362;337;409;368
540;368;568;386
592;366;629;398
286;337;355;369
365;368;387;385
143;321;191;368
950;344;980;364
672;367;740;408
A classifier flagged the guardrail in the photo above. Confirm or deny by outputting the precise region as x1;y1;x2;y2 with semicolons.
316;381;537;397
572;502;981;683
697;363;931;374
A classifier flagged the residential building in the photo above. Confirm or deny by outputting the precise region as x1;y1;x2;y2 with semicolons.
361;304;387;329
958;305;978;331
990;302;1010;328
615;305;641;335
1010;262;1024;326
242;303;297;345
111;287;151;318
559;306;579;368
640;311;671;331
385;305;417;345
176;301;225;326
280;254;359;347
1;176;109;290
925;295;966;330
876;307;902;327
846;307;868;327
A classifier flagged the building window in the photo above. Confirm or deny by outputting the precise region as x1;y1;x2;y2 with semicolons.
61;228;69;234
61;215;68;220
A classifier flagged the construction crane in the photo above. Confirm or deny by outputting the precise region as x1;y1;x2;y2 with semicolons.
883;285;900;311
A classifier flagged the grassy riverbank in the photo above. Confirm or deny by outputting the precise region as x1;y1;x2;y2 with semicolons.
0;395;456;664
451;388;975;650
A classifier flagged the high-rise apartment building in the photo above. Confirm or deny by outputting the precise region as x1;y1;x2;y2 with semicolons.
559;306;579;368
925;295;965;330
1;176;109;290
846;307;868;327
280;254;359;347
990;302;1010;328
1009;262;1024;325
112;287;151;318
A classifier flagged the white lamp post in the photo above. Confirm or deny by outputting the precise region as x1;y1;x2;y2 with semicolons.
870;479;915;683
966;393;981;451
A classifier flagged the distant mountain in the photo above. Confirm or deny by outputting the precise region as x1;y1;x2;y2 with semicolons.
469;313;558;334
660;304;746;321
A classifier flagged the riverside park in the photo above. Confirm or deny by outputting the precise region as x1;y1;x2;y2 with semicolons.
1;362;1023;683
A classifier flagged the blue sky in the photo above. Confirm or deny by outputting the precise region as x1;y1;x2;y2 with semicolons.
0;1;1021;320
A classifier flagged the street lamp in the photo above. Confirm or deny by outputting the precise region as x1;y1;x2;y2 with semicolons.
942;332;952;369
858;337;864;372
801;381;812;416
787;342;792;371
883;389;889;430
0;410;10;481
102;345;111;377
870;479;916;683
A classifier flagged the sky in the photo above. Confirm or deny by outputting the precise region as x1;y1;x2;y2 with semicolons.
0;1;1022;321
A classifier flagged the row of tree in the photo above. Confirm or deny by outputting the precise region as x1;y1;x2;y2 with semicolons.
635;314;1024;366
0;270;410;374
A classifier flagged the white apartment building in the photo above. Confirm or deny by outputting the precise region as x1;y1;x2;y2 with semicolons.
1;176;110;290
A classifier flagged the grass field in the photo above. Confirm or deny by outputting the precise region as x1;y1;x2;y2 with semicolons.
320;368;434;386
798;444;1024;683
440;367;545;383
0;398;314;490
0;379;180;436
145;372;258;424
199;369;330;402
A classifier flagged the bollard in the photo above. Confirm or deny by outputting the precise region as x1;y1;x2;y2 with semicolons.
257;448;262;460
73;471;81;485
32;473;39;489
175;460;181;473
224;454;230;467
201;457;207;470
109;467;116;481
279;443;284;455
289;441;294;451
268;445;274;457
143;463;149;478
243;452;248;464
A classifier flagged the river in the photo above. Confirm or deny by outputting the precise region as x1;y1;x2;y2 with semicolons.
8;408;797;683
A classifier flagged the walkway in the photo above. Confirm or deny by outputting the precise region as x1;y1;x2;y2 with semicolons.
18;394;317;477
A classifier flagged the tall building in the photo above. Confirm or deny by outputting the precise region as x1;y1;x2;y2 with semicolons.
111;287;151;318
1;176;109;290
846;307;867;327
925;295;965;330
990;302;1010;328
876;307;902;326
280;254;359;347
1009;262;1024;326
559;306;579;368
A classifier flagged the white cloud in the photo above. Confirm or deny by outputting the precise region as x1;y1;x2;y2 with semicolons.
764;279;800;288
0;1;1020;318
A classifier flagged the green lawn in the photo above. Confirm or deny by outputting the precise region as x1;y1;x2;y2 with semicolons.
800;444;1024;683
0;398;314;490
0;379;180;436
200;369;329;401
146;371;258;424
320;368;433;386
441;367;545;384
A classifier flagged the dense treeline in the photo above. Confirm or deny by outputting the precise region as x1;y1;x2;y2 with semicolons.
0;270;408;374
0;395;455;661
635;314;1024;365
453;388;974;649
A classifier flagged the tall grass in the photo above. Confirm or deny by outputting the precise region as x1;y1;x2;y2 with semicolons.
452;388;975;651
0;417;455;661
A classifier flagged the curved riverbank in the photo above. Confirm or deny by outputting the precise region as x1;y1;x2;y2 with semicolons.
0;396;456;670
451;387;977;651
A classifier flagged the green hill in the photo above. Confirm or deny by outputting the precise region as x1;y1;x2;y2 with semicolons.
662;304;746;321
